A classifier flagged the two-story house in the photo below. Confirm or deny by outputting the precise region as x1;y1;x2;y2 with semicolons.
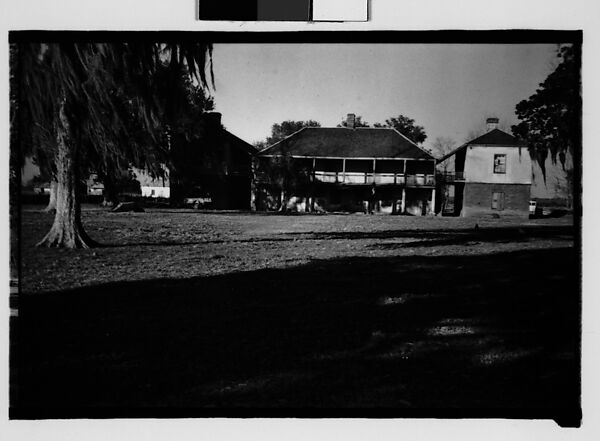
134;112;257;209
253;114;437;215
438;118;532;217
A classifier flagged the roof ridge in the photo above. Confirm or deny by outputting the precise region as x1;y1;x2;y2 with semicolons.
437;128;526;163
257;125;434;160
259;126;309;154
466;128;522;144
438;142;469;163
223;130;258;154
355;127;395;130
329;126;395;130
390;128;435;159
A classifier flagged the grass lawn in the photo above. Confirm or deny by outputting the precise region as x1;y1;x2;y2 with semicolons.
11;206;580;420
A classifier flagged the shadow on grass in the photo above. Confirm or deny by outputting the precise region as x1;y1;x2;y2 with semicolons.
11;247;580;420
99;224;575;249
301;224;574;243
370;225;575;249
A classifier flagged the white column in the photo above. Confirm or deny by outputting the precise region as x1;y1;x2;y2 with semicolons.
401;188;406;214
431;188;436;216
372;158;376;184
310;157;317;212
250;159;257;211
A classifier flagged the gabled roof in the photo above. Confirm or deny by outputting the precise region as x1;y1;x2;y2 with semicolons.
439;129;527;162
466;129;528;147
224;130;258;156
259;127;434;160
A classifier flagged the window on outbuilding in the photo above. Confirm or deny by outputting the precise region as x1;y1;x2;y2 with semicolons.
493;154;506;174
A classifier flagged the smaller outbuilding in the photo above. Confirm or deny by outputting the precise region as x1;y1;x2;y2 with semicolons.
437;118;532;217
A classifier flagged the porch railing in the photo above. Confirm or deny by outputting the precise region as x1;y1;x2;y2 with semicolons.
312;171;434;186
437;171;465;182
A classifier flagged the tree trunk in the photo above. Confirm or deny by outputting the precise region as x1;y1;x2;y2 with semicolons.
43;181;57;212
278;188;287;213
36;101;97;249
101;174;119;207
169;169;185;207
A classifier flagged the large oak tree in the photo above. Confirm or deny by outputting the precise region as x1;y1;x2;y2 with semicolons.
13;42;214;248
511;45;580;180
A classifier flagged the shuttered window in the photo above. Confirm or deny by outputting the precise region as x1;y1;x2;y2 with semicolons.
493;154;506;174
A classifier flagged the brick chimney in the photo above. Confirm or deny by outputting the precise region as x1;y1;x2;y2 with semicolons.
346;113;356;129
486;117;499;132
204;112;222;128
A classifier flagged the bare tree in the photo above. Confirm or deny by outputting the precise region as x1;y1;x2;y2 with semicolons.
432;137;456;173
432;137;457;214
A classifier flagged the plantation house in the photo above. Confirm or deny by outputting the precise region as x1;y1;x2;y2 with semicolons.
253;114;437;215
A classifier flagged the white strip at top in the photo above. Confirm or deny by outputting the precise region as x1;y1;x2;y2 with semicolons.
312;0;368;21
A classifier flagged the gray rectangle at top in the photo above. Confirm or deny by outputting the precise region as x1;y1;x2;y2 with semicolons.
257;0;311;21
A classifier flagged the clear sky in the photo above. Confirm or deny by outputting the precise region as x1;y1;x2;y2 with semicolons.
212;43;559;151
21;43;565;198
